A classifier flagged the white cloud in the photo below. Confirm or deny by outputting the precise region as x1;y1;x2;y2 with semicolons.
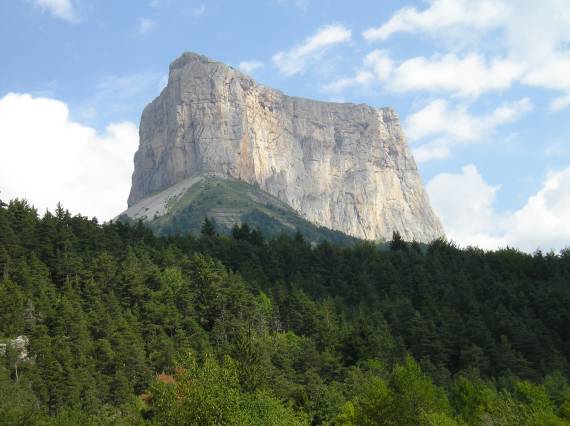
362;0;570;109
272;24;351;76
428;164;503;248
326;51;522;98
33;0;78;22
0;93;138;221
412;139;450;163
391;53;522;98
323;50;391;93
138;17;156;34
506;167;570;251
324;71;373;94
327;53;531;161
445;0;570;60
363;0;506;42
522;54;570;92
407;99;478;141
428;164;570;252
406;98;532;162
365;50;394;80
501;0;570;63
238;61;264;74
406;98;532;142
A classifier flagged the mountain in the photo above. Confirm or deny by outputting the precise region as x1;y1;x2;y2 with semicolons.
124;52;444;242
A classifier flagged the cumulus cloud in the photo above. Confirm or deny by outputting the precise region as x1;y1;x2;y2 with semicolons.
0;93;138;221
412;139;451;163
33;0;78;22
428;165;504;248
238;61;264;74
366;0;570;63
363;0;506;42
272;24;351;76
407;98;532;162
407;98;532;142
324;50;392;93
501;0;570;63
390;53;522;98
522;54;570;94
362;0;570;109
506;167;570;251
326;51;522;98
428;164;570;252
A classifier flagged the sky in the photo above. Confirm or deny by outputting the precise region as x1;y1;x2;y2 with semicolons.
1;0;570;252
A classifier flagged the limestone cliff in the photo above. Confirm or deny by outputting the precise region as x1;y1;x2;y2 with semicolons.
127;52;444;242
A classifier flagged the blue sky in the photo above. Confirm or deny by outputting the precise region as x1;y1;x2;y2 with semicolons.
1;0;570;252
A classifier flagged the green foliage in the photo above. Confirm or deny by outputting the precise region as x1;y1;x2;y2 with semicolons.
0;365;39;425
200;217;217;237
148;353;306;425
138;176;358;244
339;357;456;425
1;199;570;424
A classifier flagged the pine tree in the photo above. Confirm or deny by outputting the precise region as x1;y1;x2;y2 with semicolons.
200;217;216;237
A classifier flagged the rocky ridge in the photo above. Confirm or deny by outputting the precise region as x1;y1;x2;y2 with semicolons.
126;52;444;242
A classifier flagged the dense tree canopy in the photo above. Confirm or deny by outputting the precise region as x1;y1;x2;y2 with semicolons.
1;199;570;424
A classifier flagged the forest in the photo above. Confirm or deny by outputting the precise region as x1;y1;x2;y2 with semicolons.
1;199;570;425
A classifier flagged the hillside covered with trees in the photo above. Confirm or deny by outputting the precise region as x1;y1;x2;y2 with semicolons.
1;199;570;424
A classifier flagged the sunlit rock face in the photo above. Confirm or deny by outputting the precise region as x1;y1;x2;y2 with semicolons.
128;52;444;242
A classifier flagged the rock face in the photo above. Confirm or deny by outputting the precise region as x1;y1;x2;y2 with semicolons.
0;336;29;360
128;52;444;242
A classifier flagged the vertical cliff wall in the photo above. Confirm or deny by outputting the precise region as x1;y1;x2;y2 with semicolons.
128;52;444;242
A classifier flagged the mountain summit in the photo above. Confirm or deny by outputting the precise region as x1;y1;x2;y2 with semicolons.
124;52;444;242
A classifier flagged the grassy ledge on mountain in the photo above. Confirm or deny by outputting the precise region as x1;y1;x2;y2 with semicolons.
119;175;361;245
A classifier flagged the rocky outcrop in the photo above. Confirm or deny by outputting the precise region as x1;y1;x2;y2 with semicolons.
128;52;444;242
0;336;29;360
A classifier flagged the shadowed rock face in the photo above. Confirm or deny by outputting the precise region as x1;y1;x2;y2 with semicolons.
128;52;444;242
